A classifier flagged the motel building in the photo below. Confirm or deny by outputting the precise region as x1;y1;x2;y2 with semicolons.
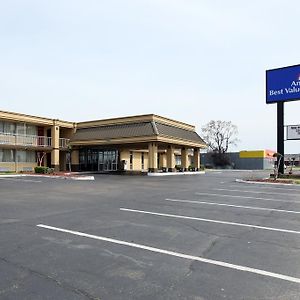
0;110;206;174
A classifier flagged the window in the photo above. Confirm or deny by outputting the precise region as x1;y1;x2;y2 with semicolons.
141;152;144;170
79;149;118;171
0;149;15;162
130;151;133;170
16;123;37;136
16;123;26;135
0;121;15;134
175;155;181;166
16;150;36;163
26;124;37;136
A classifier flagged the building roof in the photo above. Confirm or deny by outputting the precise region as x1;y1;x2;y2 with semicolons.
76;114;195;131
71;122;154;141
71;120;206;146
155;122;203;143
0;110;74;128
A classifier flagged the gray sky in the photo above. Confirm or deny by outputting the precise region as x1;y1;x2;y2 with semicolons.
0;0;299;153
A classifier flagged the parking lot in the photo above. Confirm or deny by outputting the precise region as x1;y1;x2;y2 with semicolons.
0;170;300;299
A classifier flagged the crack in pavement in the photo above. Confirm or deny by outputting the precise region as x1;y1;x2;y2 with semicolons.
0;257;101;300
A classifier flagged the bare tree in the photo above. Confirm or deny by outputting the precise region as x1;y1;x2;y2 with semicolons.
37;151;47;167
201;120;238;153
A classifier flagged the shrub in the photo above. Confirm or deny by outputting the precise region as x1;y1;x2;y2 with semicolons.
34;166;53;174
175;165;183;171
34;166;48;174
188;165;195;171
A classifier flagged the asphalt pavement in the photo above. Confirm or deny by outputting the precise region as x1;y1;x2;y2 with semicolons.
0;170;300;299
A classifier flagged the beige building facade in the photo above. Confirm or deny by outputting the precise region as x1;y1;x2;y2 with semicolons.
0;110;206;173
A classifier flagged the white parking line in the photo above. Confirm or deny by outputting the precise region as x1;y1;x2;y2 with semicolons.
214;188;300;197
195;192;300;204
37;224;300;284
165;198;300;214
120;208;300;235
0;178;42;183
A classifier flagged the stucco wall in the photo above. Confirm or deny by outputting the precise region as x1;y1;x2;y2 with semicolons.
0;162;37;172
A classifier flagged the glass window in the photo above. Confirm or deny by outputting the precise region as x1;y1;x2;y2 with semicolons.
26;124;37;136
26;151;36;162
130;151;133;170
16;123;26;135
16;150;26;162
175;155;181;166
141;153;144;170
0;121;15;134
0;149;15;162
16;150;36;162
79;150;86;165
79;149;118;171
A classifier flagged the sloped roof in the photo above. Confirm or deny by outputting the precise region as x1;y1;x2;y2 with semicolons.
155;122;204;143
71;122;154;141
71;121;205;145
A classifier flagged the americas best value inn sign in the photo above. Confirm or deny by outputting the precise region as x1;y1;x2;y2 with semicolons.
266;64;300;103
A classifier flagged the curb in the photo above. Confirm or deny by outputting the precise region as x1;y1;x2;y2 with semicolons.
235;179;298;187
0;174;95;181
147;171;205;176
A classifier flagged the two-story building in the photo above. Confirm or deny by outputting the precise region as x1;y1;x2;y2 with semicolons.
0;110;73;172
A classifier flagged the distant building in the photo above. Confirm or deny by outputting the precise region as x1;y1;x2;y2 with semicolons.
201;150;276;170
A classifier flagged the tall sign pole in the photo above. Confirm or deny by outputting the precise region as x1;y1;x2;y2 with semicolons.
277;102;284;174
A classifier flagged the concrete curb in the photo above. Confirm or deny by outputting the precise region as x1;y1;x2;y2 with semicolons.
147;171;205;176
235;178;298;187
0;174;95;181
208;169;256;172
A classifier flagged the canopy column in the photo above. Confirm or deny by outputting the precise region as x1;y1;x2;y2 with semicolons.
167;145;175;172
181;147;189;171
194;148;200;170
148;143;158;172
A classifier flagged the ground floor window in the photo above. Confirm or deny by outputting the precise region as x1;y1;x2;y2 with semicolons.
0;149;15;162
141;152;144;170
175;155;181;166
130;151;133;170
79;148;118;171
0;149;36;163
16;150;36;163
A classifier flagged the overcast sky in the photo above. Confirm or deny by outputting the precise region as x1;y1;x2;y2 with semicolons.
0;0;299;153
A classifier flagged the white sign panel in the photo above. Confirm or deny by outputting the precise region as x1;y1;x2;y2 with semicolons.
287;125;300;140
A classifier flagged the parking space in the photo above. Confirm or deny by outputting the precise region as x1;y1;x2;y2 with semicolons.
0;171;300;299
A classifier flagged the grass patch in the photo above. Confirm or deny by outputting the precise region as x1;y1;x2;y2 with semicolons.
0;171;16;175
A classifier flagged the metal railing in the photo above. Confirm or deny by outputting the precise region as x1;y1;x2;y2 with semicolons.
59;138;70;149
0;132;52;147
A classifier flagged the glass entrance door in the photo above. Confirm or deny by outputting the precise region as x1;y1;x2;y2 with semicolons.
79;149;118;172
103;150;118;171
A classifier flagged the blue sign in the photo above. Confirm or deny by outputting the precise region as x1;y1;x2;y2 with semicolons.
266;64;300;103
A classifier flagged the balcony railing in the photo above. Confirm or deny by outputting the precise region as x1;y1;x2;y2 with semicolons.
0;132;52;148
59;138;70;149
